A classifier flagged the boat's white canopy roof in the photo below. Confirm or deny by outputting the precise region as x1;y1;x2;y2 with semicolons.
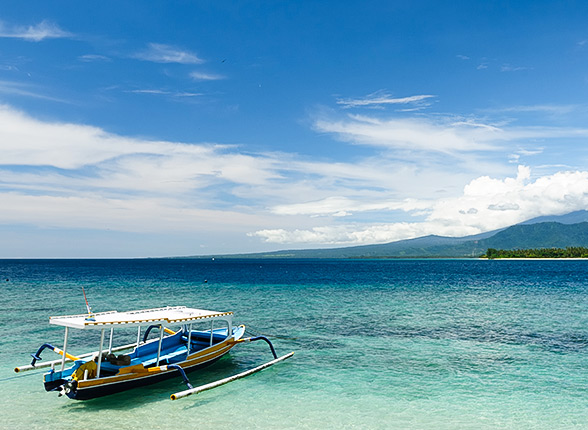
49;306;233;330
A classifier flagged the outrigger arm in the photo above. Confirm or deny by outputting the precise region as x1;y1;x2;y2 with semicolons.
30;343;80;367
235;336;279;359
15;341;138;373
170;336;293;400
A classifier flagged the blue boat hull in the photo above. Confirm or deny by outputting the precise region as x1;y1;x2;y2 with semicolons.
68;355;224;400
42;326;246;400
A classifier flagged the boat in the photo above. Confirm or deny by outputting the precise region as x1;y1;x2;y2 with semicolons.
15;305;293;400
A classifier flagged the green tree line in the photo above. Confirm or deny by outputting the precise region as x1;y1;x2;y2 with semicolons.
483;247;588;259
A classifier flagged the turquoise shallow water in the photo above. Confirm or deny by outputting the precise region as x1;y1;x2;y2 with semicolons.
0;259;587;429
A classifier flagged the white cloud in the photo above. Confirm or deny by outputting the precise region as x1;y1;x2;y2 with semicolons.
2;104;587;252
251;222;478;245
133;43;204;64
336;92;435;109
516;148;544;156
0;192;276;234
129;89;170;95
501;64;529;72
0;80;68;102
0;104;282;190
127;89;203;97
428;166;588;232
0;64;19;71
79;54;111;62
0;104;476;240
270;196;430;217
0;20;71;41
314;115;502;153
491;104;577;115
488;202;520;211
314;113;588;156
190;71;225;81
251;166;588;245
0;105;293;236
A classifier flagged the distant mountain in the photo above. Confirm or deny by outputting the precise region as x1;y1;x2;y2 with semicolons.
479;222;588;250
519;210;588;225
244;222;588;258
193;211;588;259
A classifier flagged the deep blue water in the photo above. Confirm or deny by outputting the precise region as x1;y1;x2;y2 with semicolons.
1;259;587;429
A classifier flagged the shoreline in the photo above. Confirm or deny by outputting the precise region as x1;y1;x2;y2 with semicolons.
482;257;588;260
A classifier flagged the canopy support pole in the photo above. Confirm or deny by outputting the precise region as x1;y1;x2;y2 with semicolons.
156;325;164;367
96;329;105;378
186;323;192;354
136;326;141;347
210;320;214;346
60;327;69;371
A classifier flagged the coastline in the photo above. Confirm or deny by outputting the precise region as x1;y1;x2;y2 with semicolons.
481;257;588;260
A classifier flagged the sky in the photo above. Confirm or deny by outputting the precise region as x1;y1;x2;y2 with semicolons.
1;1;588;257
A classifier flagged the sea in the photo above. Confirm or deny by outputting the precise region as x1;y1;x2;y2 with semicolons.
0;258;586;430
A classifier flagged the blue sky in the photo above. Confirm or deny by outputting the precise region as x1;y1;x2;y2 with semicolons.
2;1;588;257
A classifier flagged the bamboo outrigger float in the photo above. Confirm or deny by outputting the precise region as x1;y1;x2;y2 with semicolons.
15;305;293;400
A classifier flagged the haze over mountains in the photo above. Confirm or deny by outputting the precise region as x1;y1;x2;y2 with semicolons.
201;211;588;259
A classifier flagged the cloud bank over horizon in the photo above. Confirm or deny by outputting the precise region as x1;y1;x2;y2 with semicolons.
1;103;587;253
252;166;588;245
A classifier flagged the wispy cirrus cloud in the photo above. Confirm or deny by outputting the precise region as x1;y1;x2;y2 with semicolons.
0;20;72;41
508;147;544;164
269;196;430;217
0;64;19;72
127;89;203;98
336;91;435;109
0;80;69;102
190;71;225;81
314;114;502;153
314;111;588;156
78;54;111;62
486;104;577;115
133;43;204;64
500;64;530;72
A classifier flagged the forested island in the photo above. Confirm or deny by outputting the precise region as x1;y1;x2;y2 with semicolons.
483;247;588;259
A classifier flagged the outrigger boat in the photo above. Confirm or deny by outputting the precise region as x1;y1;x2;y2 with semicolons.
15;305;293;400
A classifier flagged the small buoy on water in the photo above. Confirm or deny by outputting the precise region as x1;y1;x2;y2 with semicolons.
204;280;208;283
